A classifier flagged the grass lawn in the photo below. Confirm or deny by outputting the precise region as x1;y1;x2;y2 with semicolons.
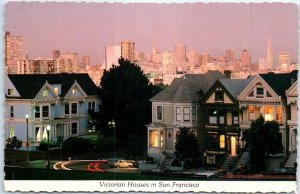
4;167;199;180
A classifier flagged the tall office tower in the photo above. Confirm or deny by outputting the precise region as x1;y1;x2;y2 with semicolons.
187;49;199;66
225;49;235;63
175;44;187;62
120;40;135;62
5;31;26;74
82;55;90;68
258;58;267;71
52;50;60;59
241;47;250;71
56;52;80;73
162;51;176;74
199;53;209;66
278;52;291;72
151;47;162;64
105;45;121;70
266;37;273;70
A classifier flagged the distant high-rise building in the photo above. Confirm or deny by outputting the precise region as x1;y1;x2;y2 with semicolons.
105;45;121;70
278;52;290;72
199;53;209;66
5;31;26;74
162;51;176;74
57;52;80;73
241;47;250;71
120;40;135;62
175;44;187;62
258;58;267;71
82;55;90;68
187;49;198;66
266;37;273;70
52;50;60;59
225;49;235;63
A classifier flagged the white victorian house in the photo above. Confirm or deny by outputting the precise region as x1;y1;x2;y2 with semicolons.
286;81;297;153
238;71;297;156
5;73;100;149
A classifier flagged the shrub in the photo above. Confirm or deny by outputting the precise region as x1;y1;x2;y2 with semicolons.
38;139;59;151
171;159;182;167
95;136;120;153
62;137;93;155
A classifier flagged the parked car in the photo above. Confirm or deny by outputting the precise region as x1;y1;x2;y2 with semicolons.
113;160;133;168
152;166;172;173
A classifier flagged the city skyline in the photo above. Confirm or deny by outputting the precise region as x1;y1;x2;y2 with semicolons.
5;2;298;65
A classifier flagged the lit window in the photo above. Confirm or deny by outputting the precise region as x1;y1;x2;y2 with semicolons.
10;106;14;118
276;107;282;122
167;131;172;139
71;122;78;135
71;103;77;114
264;106;274;121
248;106;255;121
54;87;59;95
9;127;15;138
35;127;41;141
183;107;190;121
43;90;48;97
157;106;162;121
149;130;158;147
35;106;40;118
72;89;76;95
176;107;181;121
220;135;225;148
42;106;49;118
192;107;196;121
160;131;164;147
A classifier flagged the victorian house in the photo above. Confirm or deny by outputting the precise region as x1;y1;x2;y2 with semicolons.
5;73;100;149
201;78;253;166
147;71;227;162
237;70;298;157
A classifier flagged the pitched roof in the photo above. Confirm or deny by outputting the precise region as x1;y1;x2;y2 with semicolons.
7;73;99;99
259;70;298;98
151;71;227;103
219;77;254;100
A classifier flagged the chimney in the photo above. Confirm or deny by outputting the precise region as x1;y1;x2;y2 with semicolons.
224;70;231;78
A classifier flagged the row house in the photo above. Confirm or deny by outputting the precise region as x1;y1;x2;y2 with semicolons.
5;73;100;149
286;81;297;154
147;71;227;161
201;78;253;165
238;70;298;157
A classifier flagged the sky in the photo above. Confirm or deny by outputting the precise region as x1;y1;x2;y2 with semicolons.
5;2;298;65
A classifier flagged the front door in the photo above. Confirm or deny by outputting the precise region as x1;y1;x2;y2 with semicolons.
227;136;238;156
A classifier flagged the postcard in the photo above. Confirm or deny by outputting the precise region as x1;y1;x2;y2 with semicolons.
3;1;298;193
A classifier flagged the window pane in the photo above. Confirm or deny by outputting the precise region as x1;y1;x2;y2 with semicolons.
192;107;196;121
276;107;282;122
71;103;77;114
209;116;217;124
219;116;225;124
10;106;14;118
42;106;49;117
149;130;158;147
220;135;225;148
183;107;190;121
65;103;69;115
35;106;40;118
215;91;224;102
176;107;181;121
157;106;162;120
71;122;77;135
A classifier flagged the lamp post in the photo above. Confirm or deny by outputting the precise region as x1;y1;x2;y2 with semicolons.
46;125;51;169
26;114;29;162
108;120;115;160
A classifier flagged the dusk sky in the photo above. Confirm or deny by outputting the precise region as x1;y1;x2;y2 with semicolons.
5;2;298;65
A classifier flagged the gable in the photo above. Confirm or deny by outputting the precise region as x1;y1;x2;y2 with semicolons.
203;80;235;104
64;81;87;101
238;75;280;101
286;81;297;97
34;82;60;102
5;74;21;98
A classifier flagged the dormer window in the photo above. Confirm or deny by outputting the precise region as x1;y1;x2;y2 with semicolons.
7;89;15;96
72;89;77;95
256;88;264;96
215;91;224;102
43;90;48;97
54;87;59;95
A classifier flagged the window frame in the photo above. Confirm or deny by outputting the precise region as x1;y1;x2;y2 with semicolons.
167;131;172;139
215;91;224;102
192;106;197;121
71;103;78;115
10;106;14;118
88;101;96;112
65;103;69;115
183;107;190;122
176;107;181;121
71;122;78;135
156;105;163;121
34;106;40;118
42;105;49;118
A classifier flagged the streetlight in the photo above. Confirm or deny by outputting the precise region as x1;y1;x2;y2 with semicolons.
46;125;51;169
108;120;115;160
25;114;29;162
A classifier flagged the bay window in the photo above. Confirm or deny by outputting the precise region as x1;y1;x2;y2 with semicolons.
149;130;158;147
183;107;190;121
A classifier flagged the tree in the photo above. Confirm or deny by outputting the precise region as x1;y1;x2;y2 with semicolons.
62;137;92;156
98;58;162;143
174;128;200;168
6;136;22;162
243;116;283;172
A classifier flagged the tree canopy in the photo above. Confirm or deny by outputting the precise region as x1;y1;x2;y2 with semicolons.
243;116;283;172
174;128;200;164
97;58;162;143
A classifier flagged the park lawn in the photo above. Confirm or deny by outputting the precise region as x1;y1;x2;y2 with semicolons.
4;167;197;180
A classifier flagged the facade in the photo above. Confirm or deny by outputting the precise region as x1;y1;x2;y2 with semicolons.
201;78;253;165
241;48;250;72
238;71;298;156
278;52;291;72
147;71;227;161
5;73;100;149
286;81;297;153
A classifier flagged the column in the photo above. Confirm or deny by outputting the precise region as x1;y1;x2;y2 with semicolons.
273;105;276;121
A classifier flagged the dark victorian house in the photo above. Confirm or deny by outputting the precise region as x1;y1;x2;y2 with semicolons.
201;78;253;168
